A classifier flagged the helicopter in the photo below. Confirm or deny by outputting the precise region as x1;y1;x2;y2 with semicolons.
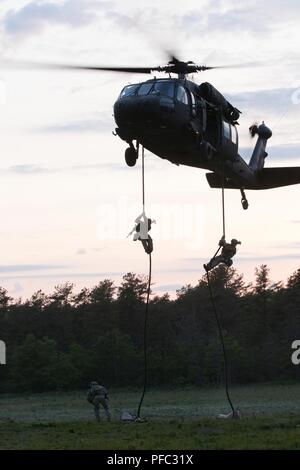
5;55;300;210
111;56;300;210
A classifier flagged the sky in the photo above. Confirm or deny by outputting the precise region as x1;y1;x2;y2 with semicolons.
0;0;300;299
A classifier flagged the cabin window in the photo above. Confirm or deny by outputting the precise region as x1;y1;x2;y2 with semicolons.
151;81;175;98
137;82;153;96
190;92;196;115
120;84;139;98
223;121;231;140
176;85;189;105
231;124;237;145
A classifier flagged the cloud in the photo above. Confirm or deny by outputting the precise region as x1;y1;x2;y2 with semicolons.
179;7;270;36
271;242;300;249
76;248;86;255
0;264;67;273
1;164;55;175
184;253;300;264
155;283;182;292
265;144;300;162
39;115;114;134
177;0;300;38
105;11;138;31
10;282;23;294
0;162;132;176
222;86;299;129
68;162;132;172
4;0;110;37
0;271;124;280
159;266;207;273
240;143;300;162
227;87;300;114
237;254;300;262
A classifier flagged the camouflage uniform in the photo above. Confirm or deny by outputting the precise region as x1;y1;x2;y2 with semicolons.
87;381;111;422
128;212;154;254
204;237;241;272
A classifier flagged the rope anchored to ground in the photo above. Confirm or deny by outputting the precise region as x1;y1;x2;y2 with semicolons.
204;165;241;419
127;144;153;422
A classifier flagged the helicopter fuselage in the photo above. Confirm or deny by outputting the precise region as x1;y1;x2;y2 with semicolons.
113;77;255;187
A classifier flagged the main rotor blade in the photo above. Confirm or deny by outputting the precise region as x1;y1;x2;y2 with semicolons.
201;61;262;70
1;59;153;74
1;58;265;76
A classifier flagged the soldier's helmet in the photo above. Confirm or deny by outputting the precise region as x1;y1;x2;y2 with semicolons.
90;381;98;387
231;239;241;245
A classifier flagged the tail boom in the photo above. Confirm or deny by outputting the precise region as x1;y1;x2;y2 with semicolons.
206;167;300;190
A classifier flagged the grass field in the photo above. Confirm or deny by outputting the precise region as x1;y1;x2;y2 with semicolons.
0;383;300;449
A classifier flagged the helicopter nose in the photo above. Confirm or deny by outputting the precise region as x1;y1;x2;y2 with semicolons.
114;95;160;124
114;95;174;127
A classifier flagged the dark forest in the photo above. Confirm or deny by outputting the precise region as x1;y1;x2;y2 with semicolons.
0;264;299;392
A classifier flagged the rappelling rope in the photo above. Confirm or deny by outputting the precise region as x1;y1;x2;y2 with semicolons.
142;145;145;210
206;271;235;416
207;163;226;263
137;251;151;419
136;145;152;420
221;186;226;240
221;151;226;240
205;158;237;417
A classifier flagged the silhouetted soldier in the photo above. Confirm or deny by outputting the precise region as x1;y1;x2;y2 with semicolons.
128;212;154;254
87;381;111;422
204;236;241;272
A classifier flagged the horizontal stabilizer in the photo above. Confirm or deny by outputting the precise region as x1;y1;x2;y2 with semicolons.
206;167;300;190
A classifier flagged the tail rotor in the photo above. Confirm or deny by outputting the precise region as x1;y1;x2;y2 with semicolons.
249;122;259;138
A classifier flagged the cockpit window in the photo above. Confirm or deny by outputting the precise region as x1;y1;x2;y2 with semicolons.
137;82;153;95
151;81;175;98
223;121;231;140
231;124;238;145
120;84;139;98
176;85;189;105
191;92;196;115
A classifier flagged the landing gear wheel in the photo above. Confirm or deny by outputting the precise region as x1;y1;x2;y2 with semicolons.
240;189;249;210
241;198;249;210
125;147;137;167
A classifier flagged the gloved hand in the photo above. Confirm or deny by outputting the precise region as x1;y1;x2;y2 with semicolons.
219;235;225;246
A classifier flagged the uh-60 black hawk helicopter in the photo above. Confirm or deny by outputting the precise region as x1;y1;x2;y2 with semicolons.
7;55;300;210
108;56;300;210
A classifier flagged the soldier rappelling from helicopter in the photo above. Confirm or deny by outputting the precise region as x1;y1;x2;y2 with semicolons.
128;212;155;254
204;235;241;272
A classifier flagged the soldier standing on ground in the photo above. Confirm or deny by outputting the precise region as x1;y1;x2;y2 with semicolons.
87;381;111;422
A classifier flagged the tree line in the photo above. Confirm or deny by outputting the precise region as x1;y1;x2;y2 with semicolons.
0;264;299;393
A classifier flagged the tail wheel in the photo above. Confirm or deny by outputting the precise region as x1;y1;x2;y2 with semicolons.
125;147;137;167
242;198;249;210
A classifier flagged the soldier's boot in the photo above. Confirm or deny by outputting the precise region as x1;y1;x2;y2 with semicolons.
103;400;111;421
94;405;100;422
105;408;111;422
141;236;153;254
204;255;223;272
